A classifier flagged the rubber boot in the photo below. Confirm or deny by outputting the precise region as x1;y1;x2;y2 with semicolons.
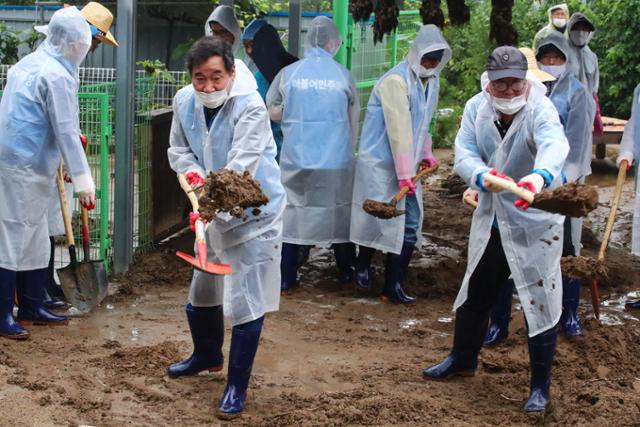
355;246;376;292
382;243;416;304
45;236;65;301
0;268;29;340
167;303;224;378
483;279;513;346
559;277;584;338
332;243;356;284
43;288;66;310
423;306;489;379
297;245;311;269
280;243;299;293
625;299;640;310
217;316;265;420
16;268;68;325
524;327;557;415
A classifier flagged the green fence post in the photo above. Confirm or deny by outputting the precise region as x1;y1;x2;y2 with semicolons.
98;93;111;270
333;0;349;66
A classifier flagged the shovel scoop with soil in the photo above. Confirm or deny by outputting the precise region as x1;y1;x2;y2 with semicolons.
198;169;269;221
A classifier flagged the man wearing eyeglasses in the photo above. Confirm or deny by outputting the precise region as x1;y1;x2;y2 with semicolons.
423;46;569;417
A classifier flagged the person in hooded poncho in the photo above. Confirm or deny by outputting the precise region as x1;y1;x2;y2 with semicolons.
0;6;96;340
483;36;596;347
266;16;360;294
165;36;285;420
533;3;569;48
422;46;569;417
349;25;451;304
242;20;298;161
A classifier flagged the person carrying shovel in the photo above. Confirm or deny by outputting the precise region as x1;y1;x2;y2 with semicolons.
422;47;569;417
0;6;96;340
617;82;640;310
349;25;450;304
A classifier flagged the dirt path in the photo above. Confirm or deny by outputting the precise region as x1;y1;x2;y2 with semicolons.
1;151;639;426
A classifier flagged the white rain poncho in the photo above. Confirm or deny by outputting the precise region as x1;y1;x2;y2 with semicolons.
266;16;359;245
204;5;242;53
168;56;286;327
533;3;569;47
618;84;640;256
0;6;93;271
350;25;451;254
536;31;596;255
453;71;569;337
566;12;599;95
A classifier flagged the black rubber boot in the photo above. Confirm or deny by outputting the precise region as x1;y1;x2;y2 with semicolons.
355;246;376;292
524;327;557;416
0;268;29;340
280;243;300;293
45;236;65;301
423;306;489;379
382;243;416;304
217;316;264;420
560;277;584;338
483;279;513;346
16;268;68;325
167;303;224;377
332;243;356;284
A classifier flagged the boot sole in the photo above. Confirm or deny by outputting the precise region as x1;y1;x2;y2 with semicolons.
167;364;223;379
0;332;30;341
18;319;69;327
524;402;554;423
216;409;242;420
381;295;416;305
423;369;476;381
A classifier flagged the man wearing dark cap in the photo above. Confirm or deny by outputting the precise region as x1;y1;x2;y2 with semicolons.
422;46;569;417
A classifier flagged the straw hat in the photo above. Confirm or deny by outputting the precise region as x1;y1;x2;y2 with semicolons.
518;47;554;83
80;2;118;47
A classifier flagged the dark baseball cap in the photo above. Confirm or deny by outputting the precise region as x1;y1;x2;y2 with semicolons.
486;46;528;81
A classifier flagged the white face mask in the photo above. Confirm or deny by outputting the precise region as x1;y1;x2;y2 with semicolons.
552;18;567;29
539;63;566;79
194;84;229;109
569;30;591;47
491;94;527;115
412;64;436;79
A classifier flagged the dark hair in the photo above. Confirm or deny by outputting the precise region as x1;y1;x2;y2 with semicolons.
536;44;566;62
185;36;234;75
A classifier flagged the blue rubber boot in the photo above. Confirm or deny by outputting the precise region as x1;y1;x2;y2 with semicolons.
297;245;311;269
280;243;299;293
16;268;68;325
332;243;356;284
382;243;416;304
0;268;29;340
524;327;556;415
217;316;265;420
45;236;66;305
625;299;640;310
560;277;584;338
355;246;376;292
483;279;513;346
167;303;224;378
423;306;489;379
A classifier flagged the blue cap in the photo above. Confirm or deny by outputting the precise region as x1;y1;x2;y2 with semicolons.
241;19;267;42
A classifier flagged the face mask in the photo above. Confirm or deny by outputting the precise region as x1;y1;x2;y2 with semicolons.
413;64;436;78
194;83;229;109
569;30;590;47
492;94;527;115
539;63;566;79
552;18;567;29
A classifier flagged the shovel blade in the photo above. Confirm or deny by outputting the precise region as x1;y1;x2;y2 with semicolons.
176;251;233;275
57;260;109;314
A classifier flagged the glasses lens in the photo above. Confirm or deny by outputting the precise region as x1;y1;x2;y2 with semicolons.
493;81;507;92
512;80;525;91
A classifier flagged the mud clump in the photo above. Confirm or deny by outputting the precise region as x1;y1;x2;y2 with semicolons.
532;183;599;217
199;169;269;221
363;199;401;219
561;256;609;283
440;173;467;195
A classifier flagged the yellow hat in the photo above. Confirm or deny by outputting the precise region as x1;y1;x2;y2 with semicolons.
80;2;118;47
519;47;554;83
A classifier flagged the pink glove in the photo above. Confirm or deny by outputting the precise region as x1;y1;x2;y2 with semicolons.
593;94;604;137
421;156;439;169
189;211;202;232
514;174;544;210
185;171;205;190
79;190;96;210
398;178;417;196
79;134;88;149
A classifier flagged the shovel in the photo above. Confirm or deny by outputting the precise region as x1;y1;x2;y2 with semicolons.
482;173;599;217
55;164;109;313
363;164;438;219
175;173;233;275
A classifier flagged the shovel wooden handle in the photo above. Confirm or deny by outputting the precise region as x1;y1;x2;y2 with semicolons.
597;160;628;261
56;163;75;248
482;173;535;203
393;165;439;204
177;173;200;212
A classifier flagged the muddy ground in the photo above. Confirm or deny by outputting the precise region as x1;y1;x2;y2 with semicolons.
1;150;639;427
